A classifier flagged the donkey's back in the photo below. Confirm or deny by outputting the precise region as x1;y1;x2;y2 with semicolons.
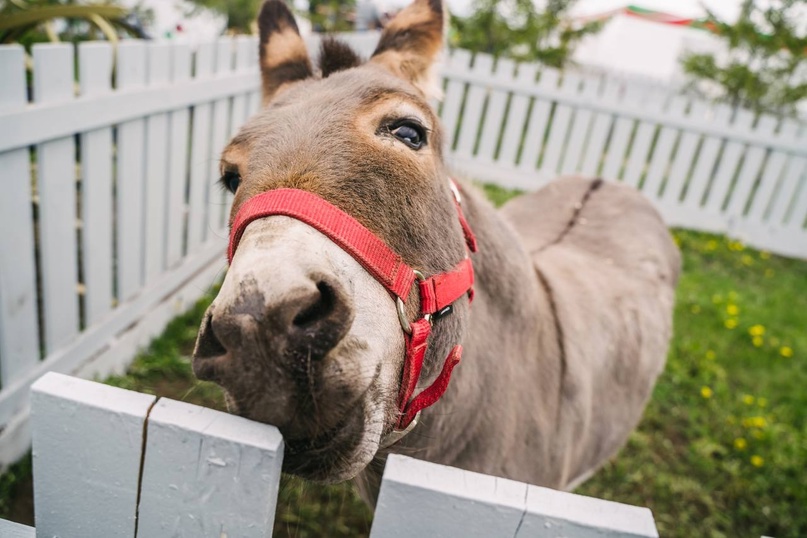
501;176;680;488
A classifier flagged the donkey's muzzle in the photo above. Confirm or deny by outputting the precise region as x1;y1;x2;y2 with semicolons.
192;273;355;384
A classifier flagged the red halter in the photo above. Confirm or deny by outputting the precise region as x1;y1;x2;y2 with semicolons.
227;184;477;433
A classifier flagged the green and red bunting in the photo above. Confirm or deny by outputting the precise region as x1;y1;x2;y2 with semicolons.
576;4;716;32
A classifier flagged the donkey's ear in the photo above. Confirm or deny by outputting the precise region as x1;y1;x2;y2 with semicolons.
369;0;444;97
257;0;313;103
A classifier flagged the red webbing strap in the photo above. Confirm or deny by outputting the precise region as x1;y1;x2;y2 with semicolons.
398;346;463;429
397;318;432;413
418;258;474;315
228;189;416;300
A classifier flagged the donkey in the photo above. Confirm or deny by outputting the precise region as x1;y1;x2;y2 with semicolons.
192;0;680;504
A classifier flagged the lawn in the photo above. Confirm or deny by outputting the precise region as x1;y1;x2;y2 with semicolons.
1;186;805;538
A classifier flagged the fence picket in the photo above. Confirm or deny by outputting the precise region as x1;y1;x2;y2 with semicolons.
745;121;798;222
78;43;115;327
116;42;148;301
641;96;688;198
725;115;778;217
768;155;807;226
497;64;537;168
455;54;494;158
165;44;192;268
703;109;755;213
681;104;733;210
559;75;599;175
33;44;80;354
622;88;668;188
440;49;472;154
537;70;575;179
0;45;40;386
519;69;558;173
600;84;644;181
208;38;234;236
660;100;708;204
187;42;215;251
579;79;619;178
475;58;514;163
144;43;172;284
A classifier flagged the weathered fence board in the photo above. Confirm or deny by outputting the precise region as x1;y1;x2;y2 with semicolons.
116;41;148;302
33;44;80;356
0;45;40;388
15;375;663;537
136;398;283;537
31;372;156;538
78;42;115;327
371;454;659;538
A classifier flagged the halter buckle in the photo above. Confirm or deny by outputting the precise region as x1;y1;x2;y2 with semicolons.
396;270;432;334
380;411;420;448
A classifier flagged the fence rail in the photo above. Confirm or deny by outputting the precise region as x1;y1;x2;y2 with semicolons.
1;373;660;537
0;32;805;468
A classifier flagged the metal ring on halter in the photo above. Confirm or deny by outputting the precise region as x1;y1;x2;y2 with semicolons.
396;270;432;334
380;411;421;447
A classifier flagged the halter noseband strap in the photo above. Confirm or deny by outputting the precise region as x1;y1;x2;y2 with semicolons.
227;183;477;436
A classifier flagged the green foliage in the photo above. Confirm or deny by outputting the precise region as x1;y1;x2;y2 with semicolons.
681;0;807;116
0;0;148;45
185;0;263;34
450;0;603;68
307;0;356;33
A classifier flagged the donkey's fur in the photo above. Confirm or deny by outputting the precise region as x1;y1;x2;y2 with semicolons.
193;0;679;504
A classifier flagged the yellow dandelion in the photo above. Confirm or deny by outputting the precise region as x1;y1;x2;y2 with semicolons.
691;305;701;314
673;235;682;246
750;455;764;467
706;240;718;251
726;304;739;316
757;397;768;408
765;268;775;278
701;386;713;399
734;438;747;450
742;395;755;405
780;346;793;358
725;319;738;329
751;416;767;428
741;254;754;266
705;350;716;360
748;325;765;336
760;251;771;260
752;336;764;347
752;430;764;439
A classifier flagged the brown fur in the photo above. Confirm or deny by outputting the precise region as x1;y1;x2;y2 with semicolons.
194;0;679;502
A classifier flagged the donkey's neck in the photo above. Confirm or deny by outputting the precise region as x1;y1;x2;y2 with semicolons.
396;184;562;469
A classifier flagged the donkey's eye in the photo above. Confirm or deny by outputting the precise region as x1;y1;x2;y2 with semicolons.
391;122;425;150
220;171;241;194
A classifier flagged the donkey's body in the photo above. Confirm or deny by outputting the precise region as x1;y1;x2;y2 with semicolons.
193;0;679;503
359;177;679;497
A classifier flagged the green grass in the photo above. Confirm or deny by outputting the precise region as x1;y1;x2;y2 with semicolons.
1;187;805;537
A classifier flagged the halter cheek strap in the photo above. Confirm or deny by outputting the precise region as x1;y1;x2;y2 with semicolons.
228;184;477;434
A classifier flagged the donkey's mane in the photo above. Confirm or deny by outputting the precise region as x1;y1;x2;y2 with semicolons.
319;37;363;78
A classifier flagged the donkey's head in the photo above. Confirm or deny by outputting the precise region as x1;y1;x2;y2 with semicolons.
192;0;474;482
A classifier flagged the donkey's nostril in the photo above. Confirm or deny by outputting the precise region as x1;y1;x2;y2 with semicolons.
293;280;336;328
194;310;227;359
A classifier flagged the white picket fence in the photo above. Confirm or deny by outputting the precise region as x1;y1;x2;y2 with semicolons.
0;32;805;470
0;372;660;537
0;37;260;466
